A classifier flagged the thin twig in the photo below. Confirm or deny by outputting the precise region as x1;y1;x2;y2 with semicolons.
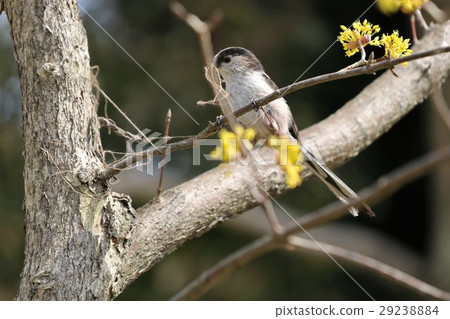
98;45;450;180
287;236;450;300
98;117;140;140
157;109;172;198
98;86;158;150
411;14;419;43
249;185;283;235
171;145;450;300
234;46;450;120
170;235;279;301
97;2;225;181
100;122;218;179
169;1;222;71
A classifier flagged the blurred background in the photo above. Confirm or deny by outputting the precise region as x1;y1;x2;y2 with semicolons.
0;0;449;300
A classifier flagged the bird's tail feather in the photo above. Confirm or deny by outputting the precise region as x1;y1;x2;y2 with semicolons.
301;147;375;217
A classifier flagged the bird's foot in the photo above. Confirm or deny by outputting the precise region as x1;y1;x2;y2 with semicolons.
250;99;260;111
212;115;225;128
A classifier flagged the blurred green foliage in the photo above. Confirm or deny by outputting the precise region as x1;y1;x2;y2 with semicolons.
0;0;449;300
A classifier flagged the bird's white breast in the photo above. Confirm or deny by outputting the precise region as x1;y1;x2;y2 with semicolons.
223;72;293;138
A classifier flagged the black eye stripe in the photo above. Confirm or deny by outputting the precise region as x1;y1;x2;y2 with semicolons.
223;56;231;63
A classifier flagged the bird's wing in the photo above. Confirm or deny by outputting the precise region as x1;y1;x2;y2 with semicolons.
261;72;279;91
288;120;299;140
259;71;372;216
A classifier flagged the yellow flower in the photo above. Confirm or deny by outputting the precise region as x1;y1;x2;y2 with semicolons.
380;31;413;65
236;124;257;141
285;164;302;189
400;0;429;14
377;0;428;15
210;125;256;162
339;19;381;57
268;136;303;189
377;0;402;15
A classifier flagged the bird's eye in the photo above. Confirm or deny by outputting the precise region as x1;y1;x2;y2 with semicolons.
223;56;231;63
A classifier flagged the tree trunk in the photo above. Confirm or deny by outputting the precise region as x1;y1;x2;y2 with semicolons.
4;0;121;300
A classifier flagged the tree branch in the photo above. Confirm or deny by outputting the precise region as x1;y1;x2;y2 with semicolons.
170;145;450;300
98;22;450;180
104;21;450;298
286;236;450;300
169;1;222;67
236;46;450;118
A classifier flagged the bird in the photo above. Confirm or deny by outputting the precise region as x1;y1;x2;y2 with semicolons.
213;46;374;217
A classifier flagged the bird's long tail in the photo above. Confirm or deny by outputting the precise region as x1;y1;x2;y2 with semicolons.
300;146;375;217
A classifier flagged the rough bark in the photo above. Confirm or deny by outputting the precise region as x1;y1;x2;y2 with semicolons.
4;0;450;300
4;0;133;300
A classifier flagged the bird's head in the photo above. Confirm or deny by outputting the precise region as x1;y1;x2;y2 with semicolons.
213;47;264;80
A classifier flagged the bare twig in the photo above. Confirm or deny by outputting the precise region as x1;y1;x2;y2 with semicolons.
411;14;419;43
98;86;158;150
98;45;450;180
170;235;279;301
99;122;218;179
98;117;140;140
98;2;225;180
249;184;283;235
157;109;172;198
234;46;450;120
169;1;222;67
287;236;450;300
171;145;450;300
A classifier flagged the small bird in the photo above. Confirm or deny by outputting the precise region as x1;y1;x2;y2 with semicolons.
213;46;373;216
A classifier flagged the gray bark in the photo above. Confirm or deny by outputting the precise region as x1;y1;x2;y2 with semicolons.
3;0;450;300
4;0;132;300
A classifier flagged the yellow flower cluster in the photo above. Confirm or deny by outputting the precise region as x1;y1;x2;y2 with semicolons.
339;20;381;57
210;127;303;189
380;31;413;65
268;136;303;189
400;0;429;14
377;0;429;15
339;19;412;63
210;125;256;162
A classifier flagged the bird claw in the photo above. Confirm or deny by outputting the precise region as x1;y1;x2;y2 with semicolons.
250;99;260;111
212;115;225;128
